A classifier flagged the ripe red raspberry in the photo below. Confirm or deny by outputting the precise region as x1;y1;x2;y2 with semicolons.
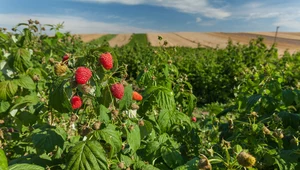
191;117;197;122
132;91;143;101
75;67;92;84
71;96;82;109
99;52;113;70
110;83;124;99
62;54;69;62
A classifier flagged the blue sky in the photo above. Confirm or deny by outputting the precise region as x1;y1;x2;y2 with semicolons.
1;0;300;33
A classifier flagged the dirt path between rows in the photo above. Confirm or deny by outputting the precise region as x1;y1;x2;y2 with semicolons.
109;34;132;47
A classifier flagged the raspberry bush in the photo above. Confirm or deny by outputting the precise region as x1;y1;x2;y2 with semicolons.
0;20;300;170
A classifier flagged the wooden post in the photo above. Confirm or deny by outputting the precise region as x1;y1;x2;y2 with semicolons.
274;26;280;43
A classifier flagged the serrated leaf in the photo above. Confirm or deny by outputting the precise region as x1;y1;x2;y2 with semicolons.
282;90;296;106
16;75;35;90
8;164;44;170
98;85;113;108
158;133;169;145
277;111;300;129
13;48;32;73
139;120;153;139
10;95;39;113
97;104;110;123
66;140;108;170
0;149;8;170
119;85;133;111
143;86;176;111
0;81;18;100
134;160;160;170
126;122;141;153
246;94;262;111
161;145;184;169
174;157;199;170
49;80;72;113
120;155;134;167
90;124;122;158
17;111;37;126
145;141;160;156
0;101;10;113
158;109;172;133
172;111;191;129
31;126;66;153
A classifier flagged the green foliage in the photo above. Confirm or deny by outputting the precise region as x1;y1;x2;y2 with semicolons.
66;140;108;170
1;20;300;169
0;149;8;170
126;33;149;46
8;164;44;170
88;34;116;47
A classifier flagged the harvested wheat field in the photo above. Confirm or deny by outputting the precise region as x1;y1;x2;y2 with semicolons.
109;33;132;47
147;32;300;56
147;33;199;47
78;32;300;55
78;34;105;42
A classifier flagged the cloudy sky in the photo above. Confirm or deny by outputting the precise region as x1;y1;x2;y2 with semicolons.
1;0;300;33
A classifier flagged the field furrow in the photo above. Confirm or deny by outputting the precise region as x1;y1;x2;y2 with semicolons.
109;33;132;47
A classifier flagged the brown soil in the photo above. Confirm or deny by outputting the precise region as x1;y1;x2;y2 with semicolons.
109;34;132;47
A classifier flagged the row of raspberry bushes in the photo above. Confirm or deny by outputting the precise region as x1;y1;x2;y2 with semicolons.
115;37;300;105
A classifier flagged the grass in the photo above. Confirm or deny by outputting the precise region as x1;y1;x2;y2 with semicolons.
88;34;116;46
127;33;149;46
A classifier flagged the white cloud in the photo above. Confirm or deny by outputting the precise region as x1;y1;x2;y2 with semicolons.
196;17;202;23
0;13;156;33
228;2;300;31
273;13;300;31
75;0;231;19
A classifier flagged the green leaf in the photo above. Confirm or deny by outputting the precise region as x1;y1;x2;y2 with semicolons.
120;155;134;167
233;145;243;154
158;133;169;145
126;121;141;153
133;160;160;170
143;86;176;111
277;111;300;129
8;164;44;170
0;101;10;113
31;126;66;153
98;85;113;108
145;141;160;156
91;124;122;158
49;80;72;113
119;85;133;111
17;111;37;126
0;149;8;170
0;81;18;100
158;109;172;133
16;75;35;90
10;95;39;114
66;140;108;170
97;104;110;123
13;48;32;73
246;94;262;111
139;120;153;139
282;90;296;106
174;157;199;170
161;145;184;168
172;111;191;129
